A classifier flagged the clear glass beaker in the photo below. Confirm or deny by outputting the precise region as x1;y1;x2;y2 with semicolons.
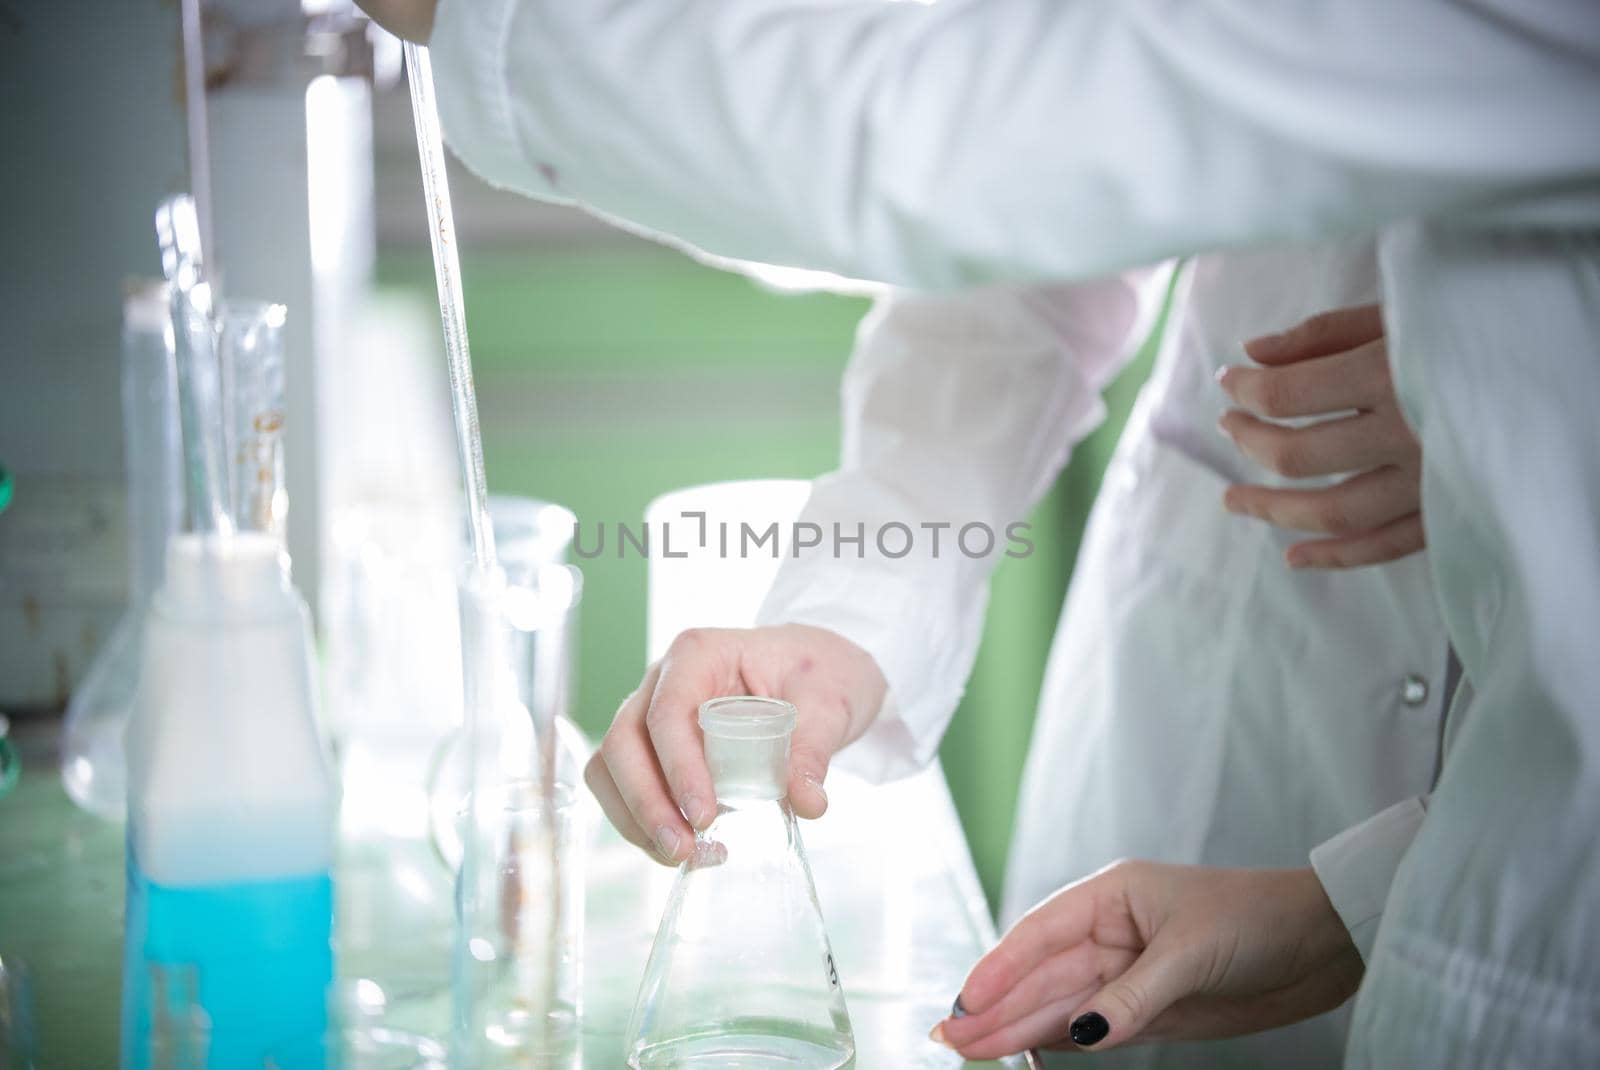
216;300;288;541
60;280;183;821
454;564;585;1067
626;697;855;1070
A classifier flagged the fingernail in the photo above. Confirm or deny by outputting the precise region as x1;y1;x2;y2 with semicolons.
928;1022;952;1048
655;826;681;862
802;773;827;805
1216;414;1236;438
682;795;710;828
1070;1011;1109;1047
1245;332;1279;356
951;995;968;1018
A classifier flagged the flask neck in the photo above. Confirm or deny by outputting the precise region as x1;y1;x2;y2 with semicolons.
695;791;800;872
157;532;294;619
705;733;789;802
699;696;797;803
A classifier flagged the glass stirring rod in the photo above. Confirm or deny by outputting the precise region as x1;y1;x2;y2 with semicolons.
401;42;497;573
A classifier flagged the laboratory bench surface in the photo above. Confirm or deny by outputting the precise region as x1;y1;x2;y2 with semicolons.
0;718;1028;1069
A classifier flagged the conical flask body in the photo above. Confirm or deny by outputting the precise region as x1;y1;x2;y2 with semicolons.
626;697;853;1069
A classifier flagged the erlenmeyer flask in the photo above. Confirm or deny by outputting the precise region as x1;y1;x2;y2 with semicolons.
626;697;854;1070
61;280;183;821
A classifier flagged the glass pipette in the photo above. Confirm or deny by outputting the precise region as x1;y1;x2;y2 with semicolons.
401;42;496;573
403;44;579;1060
178;0;216;285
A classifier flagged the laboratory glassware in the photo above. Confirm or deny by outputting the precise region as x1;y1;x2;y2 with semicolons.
327;502;462;1070
216;299;288;541
122;533;336;1070
490;496;588;813
155;195;232;538
401;42;493;571
403;38;587;1067
327;496;585;1066
453;565;585;1067
429;554;587;868
427;498;590;869
60;280;183;821
626;697;855;1070
491;499;586;795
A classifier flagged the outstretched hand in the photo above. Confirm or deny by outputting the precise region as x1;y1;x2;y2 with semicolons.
585;624;886;865
1218;304;1424;569
933;862;1362;1059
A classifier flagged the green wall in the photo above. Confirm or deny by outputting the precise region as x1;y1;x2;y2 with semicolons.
376;243;1158;910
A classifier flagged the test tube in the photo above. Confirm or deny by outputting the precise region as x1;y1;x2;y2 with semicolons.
452;564;584;1067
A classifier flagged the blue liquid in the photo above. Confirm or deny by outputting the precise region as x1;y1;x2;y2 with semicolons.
122;845;333;1070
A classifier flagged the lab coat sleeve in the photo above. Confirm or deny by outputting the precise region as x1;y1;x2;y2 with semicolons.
428;0;1600;289
751;271;1166;782
1309;797;1427;963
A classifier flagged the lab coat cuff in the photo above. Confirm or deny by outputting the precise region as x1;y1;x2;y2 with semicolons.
756;567;973;785
1309;796;1428;962
431;0;555;198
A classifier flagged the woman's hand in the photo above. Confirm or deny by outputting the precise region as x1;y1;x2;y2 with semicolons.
933;862;1362;1059
1217;304;1424;569
584;624;886;865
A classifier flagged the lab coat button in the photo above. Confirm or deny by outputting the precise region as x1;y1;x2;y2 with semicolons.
1401;674;1429;707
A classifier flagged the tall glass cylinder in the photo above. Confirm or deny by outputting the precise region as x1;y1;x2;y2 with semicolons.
60;280;184;821
454;563;584;1068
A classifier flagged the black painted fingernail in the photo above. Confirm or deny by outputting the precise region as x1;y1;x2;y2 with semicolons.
1070;1012;1109;1047
950;995;968;1018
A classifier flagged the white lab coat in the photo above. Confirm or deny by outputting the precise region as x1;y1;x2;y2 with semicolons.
753;240;1446;1069
430;0;1600;1062
1339;224;1600;1069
